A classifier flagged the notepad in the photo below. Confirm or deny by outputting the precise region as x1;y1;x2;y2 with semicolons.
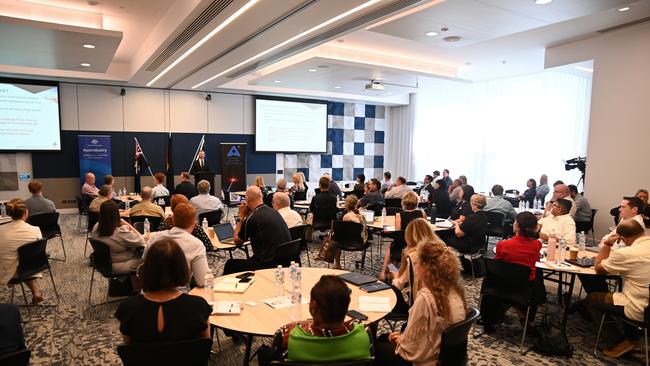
211;301;241;315
358;296;391;312
262;296;309;309
213;277;254;293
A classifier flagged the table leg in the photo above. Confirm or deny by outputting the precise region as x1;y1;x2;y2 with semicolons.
243;334;253;366
562;273;577;330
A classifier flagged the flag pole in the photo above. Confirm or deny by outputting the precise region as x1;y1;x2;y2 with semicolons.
187;135;205;173
134;137;155;179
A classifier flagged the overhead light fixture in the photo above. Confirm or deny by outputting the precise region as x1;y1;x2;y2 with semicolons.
618;6;630;12
80;63;91;67
573;66;594;73
308;68;317;72
534;0;553;4
443;36;462;42
147;0;259;87
83;44;95;49
273;80;281;83
425;31;438;37
193;0;381;89
334;86;341;89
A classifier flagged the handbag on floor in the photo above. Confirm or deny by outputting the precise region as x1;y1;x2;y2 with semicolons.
317;230;338;263
533;312;573;357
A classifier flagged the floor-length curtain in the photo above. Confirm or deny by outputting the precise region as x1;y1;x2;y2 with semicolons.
385;93;417;181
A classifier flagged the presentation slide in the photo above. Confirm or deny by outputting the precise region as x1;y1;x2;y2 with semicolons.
0;81;61;151
255;98;327;153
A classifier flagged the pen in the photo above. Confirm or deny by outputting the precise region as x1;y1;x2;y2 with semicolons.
228;303;234;313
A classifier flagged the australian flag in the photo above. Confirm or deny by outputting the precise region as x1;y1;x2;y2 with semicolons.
134;139;149;193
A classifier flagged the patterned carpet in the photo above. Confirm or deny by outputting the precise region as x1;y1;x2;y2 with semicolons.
0;213;645;365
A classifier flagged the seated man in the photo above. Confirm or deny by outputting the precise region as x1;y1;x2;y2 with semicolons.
88;185;112;213
265;179;294;208
353;174;366;193
25;180;56;217
447;194;488;254
265;275;371;364
147;203;209;287
129;186;165;219
357;178;385;209
273;192;303;229
151;172;170;199
484;184;517;223
381;171;393;194
543;184;576;218
189;180;223;217
421;175;435;201
583;219;650;359
569;184;592;231
384;176;413;200
103;174;120;200
82;172;99;197
322;173;342;200
225;186;291;274
537;199;576;244
174;172;198;200
310;177;338;229
610;190;650;226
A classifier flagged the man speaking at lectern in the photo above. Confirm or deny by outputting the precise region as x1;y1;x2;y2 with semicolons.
190;150;210;175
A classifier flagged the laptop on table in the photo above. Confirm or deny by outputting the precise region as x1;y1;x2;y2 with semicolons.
213;223;236;244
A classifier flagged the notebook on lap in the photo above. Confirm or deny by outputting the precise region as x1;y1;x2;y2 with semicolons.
337;272;377;286
213;223;236;244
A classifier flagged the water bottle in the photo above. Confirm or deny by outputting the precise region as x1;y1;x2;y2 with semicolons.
230;216;237;228
579;231;586;252
204;269;215;301
0;202;6;217
381;207;387;225
547;230;557;263
125;200;130;211
290;268;302;321
429;203;437;224
290;262;297;285
558;238;567;262
525;201;529;210
144;218;150;234
202;218;208;230
274;265;284;298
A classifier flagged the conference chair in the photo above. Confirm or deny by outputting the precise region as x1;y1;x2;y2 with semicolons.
289;224;311;267
75;194;88;233
9;239;59;307
84;211;99;257
88;238;136;306
575;208;598;245
222;189;240;219
27;212;66;261
332;221;371;269
271;360;372;366
439;307;480;366
594;287;649;366
293;190;307;201
273;239;302;267
479;258;534;351
484;211;506;242
117;338;213;366
198;209;223;227
385;207;403;216
0;348;31;366
311;205;339;233
154;195;170;208
366;203;384;217
384;198;402;209
129;215;162;233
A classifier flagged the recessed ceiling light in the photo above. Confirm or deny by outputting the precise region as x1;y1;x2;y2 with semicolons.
83;44;95;49
618;6;630;12
573;66;594;73
308;68;317;72
273;80;281;83
80;63;91;67
443;36;462;42
425;31;438;37
534;0;553;4
334;86;341;89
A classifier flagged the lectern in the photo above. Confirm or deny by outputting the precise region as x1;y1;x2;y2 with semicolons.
194;172;216;196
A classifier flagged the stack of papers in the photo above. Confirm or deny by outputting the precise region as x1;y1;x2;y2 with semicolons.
211;301;241;315
544;261;581;272
262;296;309;309
213;278;254;293
358;296;391;312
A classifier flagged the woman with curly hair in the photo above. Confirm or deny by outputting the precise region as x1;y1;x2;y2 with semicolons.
376;238;467;365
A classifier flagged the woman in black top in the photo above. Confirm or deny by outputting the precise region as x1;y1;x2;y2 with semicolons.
447;194;488;253
431;179;452;218
520;178;537;207
115;239;212;344
449;184;475;222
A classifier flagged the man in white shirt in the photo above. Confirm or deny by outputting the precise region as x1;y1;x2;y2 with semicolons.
147;203;209;287
584;219;650;359
81;172;99;197
384;176;413;199
543;183;576;218
380;171;393;194
272;192;303;228
537;198;576;244
190;180;223;217
484;184;517;222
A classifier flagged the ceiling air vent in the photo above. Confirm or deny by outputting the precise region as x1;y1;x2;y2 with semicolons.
145;0;234;72
597;17;650;33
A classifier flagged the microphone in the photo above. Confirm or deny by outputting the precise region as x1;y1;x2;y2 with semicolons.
226;178;236;192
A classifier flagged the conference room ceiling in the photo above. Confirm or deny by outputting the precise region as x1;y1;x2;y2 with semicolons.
0;0;648;104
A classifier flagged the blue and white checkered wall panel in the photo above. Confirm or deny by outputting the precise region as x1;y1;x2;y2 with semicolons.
282;102;385;182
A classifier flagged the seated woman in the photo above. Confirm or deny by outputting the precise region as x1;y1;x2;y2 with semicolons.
520;178;537;207
375;239;467;365
328;195;367;269
431;179;452;218
449;185;475;223
481;211;545;332
115;239;211;343
391;219;436;300
288;173;306;199
0;199;44;304
267;275;371;364
379;192;426;281
158;194;213;251
91;200;145;282
448;179;463;204
447;194;488;254
255;176;269;197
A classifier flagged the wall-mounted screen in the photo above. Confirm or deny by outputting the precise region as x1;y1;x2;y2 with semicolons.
255;97;327;153
0;78;61;151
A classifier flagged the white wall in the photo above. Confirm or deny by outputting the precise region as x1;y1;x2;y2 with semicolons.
546;22;650;238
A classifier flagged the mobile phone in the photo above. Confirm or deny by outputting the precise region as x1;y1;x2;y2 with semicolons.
238;277;252;283
236;272;255;279
387;263;398;273
346;310;368;321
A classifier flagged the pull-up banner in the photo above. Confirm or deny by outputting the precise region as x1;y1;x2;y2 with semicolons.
221;143;247;193
78;135;111;186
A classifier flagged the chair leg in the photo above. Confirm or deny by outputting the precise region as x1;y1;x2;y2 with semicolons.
48;269;60;306
88;268;95;305
20;283;28;305
305;244;311;267
520;305;530;352
360;249;367;269
84;235;89;257
594;313;606;357
60;236;66;262
11;285;15;304
470;256;475;280
645;327;648;366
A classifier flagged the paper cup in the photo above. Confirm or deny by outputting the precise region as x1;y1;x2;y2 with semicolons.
569;247;579;260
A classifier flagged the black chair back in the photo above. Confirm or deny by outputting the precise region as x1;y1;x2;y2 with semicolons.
82;194;94;210
312;204;339;231
289;224;307;242
15;239;49;279
133;222;145;234
76;195;87;215
0;348;31;366
154;196;170;208
117;338;212;366
89;238;114;277
314;188;321;195
352;189;364;199
129;215;162;232
332;221;364;248
271;360;372;366
274;239;302;267
27;212;61;239
482;258;531;306
484;211;505;226
366;204;384;217
198;210;222;226
386;207;403;216
87;211;99;232
384;198;402;208
438;307;480;366
293;191;307;201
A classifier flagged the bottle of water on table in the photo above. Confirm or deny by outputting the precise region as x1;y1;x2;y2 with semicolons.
202;218;208;230
381;207;386;225
274;265;284;298
558;238;567;262
291;267;302;321
204;269;215;301
144;218;150;234
0;202;6;217
578;231;586;252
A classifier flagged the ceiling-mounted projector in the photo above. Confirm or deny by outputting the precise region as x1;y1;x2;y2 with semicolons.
365;80;384;91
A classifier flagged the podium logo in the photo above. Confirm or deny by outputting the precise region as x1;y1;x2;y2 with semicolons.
227;146;240;158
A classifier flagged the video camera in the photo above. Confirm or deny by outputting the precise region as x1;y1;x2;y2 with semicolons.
565;157;586;173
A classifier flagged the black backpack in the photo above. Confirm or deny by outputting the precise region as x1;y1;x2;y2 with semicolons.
533;312;574;357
